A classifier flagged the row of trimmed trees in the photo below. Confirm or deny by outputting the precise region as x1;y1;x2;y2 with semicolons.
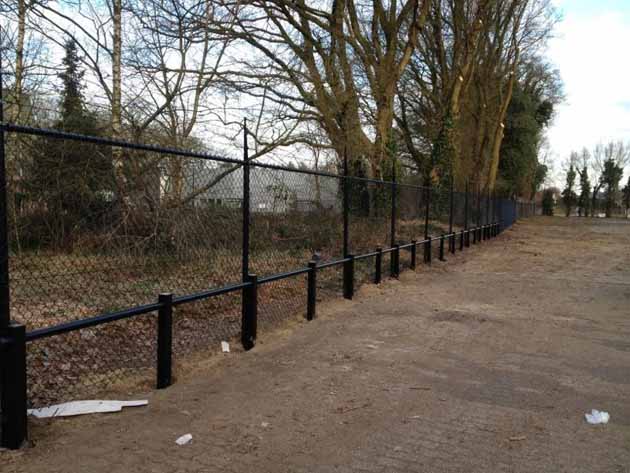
561;143;630;218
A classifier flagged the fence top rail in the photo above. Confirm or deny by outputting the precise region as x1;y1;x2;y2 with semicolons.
172;281;251;306
26;301;163;342
1;122;436;191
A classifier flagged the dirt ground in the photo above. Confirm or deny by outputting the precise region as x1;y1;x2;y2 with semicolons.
3;216;630;472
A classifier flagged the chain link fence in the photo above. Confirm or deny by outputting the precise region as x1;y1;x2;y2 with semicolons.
0;118;534;447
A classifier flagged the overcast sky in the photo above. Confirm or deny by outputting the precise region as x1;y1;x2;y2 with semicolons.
548;0;630;180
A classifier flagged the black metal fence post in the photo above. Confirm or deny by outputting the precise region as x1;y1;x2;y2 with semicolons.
476;184;482;243
424;182;431;241
460;229;464;251
484;189;492;239
157;293;173;389
391;245;400;278
410;240;417;269
389;161;398;277
448;177;454;253
0;58;26;451
513;199;517;223
239;122;258;352
241;274;257;350
1;323;27;449
375;247;382;284
307;261;317;321
390;159;397;250
343;254;355;299
424;238;431;265
439;234;445;261
242;119;250;280
343;149;350;258
0;58;10;331
464;181;470;247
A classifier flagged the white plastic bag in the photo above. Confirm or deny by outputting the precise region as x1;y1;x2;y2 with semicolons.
585;409;609;425
175;433;193;445
28;400;148;418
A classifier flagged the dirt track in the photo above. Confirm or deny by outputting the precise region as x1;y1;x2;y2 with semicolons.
3;216;630;472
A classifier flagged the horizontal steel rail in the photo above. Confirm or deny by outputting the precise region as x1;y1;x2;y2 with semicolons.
258;267;311;284
26;302;163;342
172;281;251;305
354;251;380;261
317;256;352;269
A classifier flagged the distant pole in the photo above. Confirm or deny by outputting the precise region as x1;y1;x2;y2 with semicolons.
0;55;10;330
448;176;454;236
448;175;455;253
464;181;470;247
477;183;482;228
464;180;469;231
390;159;396;248
342;148;349;257
424;181;431;240
242;119;250;281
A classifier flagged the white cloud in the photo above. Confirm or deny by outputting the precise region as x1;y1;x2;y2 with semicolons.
547;8;630;176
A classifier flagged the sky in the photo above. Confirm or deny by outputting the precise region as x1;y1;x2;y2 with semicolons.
547;0;630;181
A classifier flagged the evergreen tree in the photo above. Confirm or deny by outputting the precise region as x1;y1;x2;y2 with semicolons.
498;79;555;198
600;158;623;218
561;164;577;217
577;166;591;217
541;188;554;216
623;175;630;217
25;39;114;249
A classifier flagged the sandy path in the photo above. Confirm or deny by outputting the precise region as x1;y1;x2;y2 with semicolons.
3;216;630;472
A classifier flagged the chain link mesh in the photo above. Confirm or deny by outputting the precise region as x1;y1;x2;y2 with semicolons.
5;128;529;407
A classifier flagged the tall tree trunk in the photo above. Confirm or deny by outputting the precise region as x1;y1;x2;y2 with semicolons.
111;0;127;207
14;0;26;123
9;0;27;254
487;56;518;190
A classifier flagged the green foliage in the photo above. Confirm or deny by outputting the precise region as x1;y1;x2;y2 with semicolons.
542;188;555;216
533;163;548;196
562;165;577;217
498;85;553;198
600;158;624;217
577;166;591;217
623;176;630;211
431;112;456;185
24;39;115;249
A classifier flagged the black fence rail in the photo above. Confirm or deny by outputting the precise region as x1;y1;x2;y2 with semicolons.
0;114;535;449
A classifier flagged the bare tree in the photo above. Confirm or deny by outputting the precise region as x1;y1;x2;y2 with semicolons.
396;0;489;183
212;0;432;178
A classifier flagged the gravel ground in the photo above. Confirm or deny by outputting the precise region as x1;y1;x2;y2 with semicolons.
3;216;630;472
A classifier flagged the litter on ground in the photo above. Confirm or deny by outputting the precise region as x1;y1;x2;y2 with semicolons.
221;341;230;353
585;409;610;425
28;400;148;419
175;434;193;446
